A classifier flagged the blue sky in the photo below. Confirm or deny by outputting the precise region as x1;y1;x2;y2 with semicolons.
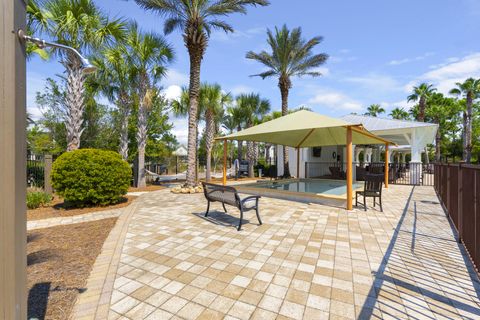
27;0;480;143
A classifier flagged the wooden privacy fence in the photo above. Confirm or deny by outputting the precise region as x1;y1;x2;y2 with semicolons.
434;163;480;273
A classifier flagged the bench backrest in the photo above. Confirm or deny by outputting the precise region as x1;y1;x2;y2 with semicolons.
202;182;239;207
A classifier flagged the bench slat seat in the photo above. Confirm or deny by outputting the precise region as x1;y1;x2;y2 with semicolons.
202;182;262;231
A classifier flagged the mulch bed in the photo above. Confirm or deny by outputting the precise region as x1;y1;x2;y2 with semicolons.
27;218;117;320
27;196;136;221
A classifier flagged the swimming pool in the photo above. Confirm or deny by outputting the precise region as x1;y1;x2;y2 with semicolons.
236;179;364;205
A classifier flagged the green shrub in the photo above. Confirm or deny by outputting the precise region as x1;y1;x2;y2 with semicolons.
27;191;52;209
51;149;131;207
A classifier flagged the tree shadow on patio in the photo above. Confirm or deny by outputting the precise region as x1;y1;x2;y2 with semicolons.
28;282;50;320
192;210;250;230
358;186;480;319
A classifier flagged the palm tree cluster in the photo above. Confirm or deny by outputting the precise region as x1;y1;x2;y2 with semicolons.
365;80;480;164
28;0;174;187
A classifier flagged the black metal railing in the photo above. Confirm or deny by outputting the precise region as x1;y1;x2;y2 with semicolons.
434;163;480;273
305;161;434;186
27;154;45;188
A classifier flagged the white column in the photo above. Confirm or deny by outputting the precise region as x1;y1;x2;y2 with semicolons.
401;152;406;163
410;128;423;184
365;147;373;164
354;147;363;164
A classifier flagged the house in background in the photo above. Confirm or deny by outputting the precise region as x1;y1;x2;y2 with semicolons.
277;114;438;184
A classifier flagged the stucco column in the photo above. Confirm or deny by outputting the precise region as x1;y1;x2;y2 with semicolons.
410;128;423;184
365;147;373;163
354;146;363;164
401;152;406;163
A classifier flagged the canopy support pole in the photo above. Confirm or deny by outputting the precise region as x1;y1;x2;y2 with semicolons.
346;127;353;210
384;143;389;188
296;148;300;178
223;139;227;186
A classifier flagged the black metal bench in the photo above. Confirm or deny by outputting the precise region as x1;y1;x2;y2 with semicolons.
202;182;262;231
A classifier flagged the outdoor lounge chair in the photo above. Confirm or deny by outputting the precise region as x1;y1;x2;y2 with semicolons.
355;174;383;211
202;182;262;231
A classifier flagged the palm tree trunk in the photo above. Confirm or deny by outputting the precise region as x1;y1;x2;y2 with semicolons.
418;97;425;122
136;98;148;188
186;51;202;187
119;95;130;160
64;53;85;151
279;78;291;177
435;127;441;162
247;140;254;177
465;95;473;163
462;111;468;162
237;125;243;161
205;109;215;182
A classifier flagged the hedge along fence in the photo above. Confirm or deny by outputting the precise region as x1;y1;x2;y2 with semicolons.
434;163;480;274
51;149;131;207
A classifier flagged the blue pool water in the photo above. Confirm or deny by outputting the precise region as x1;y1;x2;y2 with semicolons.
246;179;363;196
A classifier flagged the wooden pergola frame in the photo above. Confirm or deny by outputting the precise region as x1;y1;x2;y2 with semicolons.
218;124;391;211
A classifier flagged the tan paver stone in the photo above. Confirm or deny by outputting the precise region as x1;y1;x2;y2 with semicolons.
279;300;305;319
70;187;480;319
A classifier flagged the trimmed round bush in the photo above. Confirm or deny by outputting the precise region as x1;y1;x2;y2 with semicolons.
51;149;131;207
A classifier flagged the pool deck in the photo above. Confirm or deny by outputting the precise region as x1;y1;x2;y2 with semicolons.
72;184;480;320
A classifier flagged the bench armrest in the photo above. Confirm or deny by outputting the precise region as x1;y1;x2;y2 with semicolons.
240;195;261;205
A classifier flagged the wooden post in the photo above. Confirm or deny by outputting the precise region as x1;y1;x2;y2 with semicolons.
346;127;353;210
296;148;300;178
44;154;53;195
1;0;27;318
223;139;227;186
385;143;389;188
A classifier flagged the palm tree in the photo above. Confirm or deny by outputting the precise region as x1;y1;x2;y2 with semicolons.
389;107;410;120
236;93;270;177
407;83;436;122
126;23;174;187
92;41;135;160
222;112;237;165
135;0;269;187
246;24;328;176
227;105;247;163
28;0;126;151
172;84;230;181
425;93;457;162
364;104;385;117
449;78;480;163
202;84;231;181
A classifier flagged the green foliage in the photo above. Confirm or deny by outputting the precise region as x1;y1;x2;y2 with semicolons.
26;191;52;209
364;104;385;117
51;149;131;207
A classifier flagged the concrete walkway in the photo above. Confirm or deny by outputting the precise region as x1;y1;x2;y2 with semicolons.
27;207;125;230
72;185;480;320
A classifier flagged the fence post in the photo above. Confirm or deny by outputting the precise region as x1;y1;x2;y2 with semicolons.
458;163;463;243
44;155;53;195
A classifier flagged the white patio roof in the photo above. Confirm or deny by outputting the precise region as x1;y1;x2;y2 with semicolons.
341;114;438;147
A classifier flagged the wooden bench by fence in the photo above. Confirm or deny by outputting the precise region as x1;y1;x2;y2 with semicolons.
202;182;262;231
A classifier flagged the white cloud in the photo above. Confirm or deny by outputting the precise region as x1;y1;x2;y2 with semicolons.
229;85;255;95
388;52;435;66
312;67;330;77
307;89;363;112
162;85;182;101
211;26;266;42
27;71;49;121
344;73;400;93
164;69;189;87
404;52;480;94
